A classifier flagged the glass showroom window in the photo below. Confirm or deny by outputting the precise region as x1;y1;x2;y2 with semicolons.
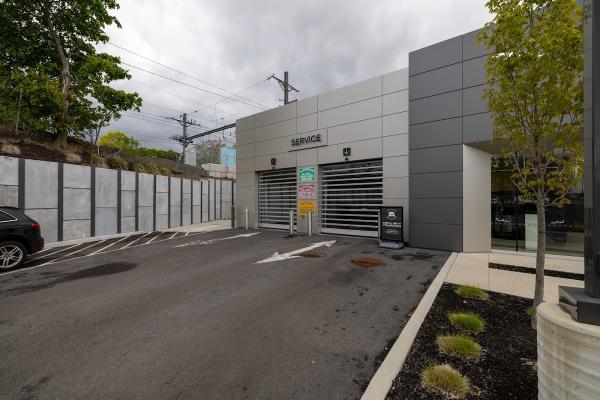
491;155;584;256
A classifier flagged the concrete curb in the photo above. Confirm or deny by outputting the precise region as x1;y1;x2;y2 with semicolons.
360;252;458;400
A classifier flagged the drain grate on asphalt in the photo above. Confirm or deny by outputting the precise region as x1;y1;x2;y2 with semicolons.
351;258;385;267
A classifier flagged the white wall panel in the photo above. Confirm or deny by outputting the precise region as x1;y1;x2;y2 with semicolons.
318;97;382;129
327;117;382;145
317;137;382;165
318;76;382;111
382;112;409;136
383;134;409;157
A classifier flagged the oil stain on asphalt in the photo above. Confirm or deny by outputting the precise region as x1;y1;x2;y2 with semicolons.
1;262;137;297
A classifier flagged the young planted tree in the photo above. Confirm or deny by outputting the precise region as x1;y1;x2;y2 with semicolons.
0;0;141;147
479;0;584;327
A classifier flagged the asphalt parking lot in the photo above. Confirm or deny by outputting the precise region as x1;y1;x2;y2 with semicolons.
0;228;449;400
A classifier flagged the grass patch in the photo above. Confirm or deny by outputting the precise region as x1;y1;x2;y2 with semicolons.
421;364;470;398
448;312;485;334
437;334;481;359
455;284;488;300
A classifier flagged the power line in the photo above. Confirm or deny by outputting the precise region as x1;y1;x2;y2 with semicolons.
191;77;270;119
109;42;269;109
120;62;269;111
120;112;209;137
128;78;242;122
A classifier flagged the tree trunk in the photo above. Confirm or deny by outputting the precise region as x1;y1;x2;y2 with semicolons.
532;194;546;329
45;6;70;148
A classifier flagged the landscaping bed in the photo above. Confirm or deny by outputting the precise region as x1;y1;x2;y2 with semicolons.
386;283;537;400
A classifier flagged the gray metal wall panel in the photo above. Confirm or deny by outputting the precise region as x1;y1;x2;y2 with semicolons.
410;172;462;199
410;223;463;251
410;198;463;225
408;28;493;252
463;112;493;144
409;36;463;76
410;145;463;174
462;29;490;61
409;118;462;150
409;91;462;125
462;56;487;88
409;63;462;100
463;85;487;115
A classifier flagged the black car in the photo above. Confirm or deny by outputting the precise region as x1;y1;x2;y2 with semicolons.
0;206;44;270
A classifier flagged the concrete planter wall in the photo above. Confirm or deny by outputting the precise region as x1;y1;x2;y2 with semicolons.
0;156;235;243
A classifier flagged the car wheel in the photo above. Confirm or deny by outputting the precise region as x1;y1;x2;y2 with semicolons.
0;241;27;271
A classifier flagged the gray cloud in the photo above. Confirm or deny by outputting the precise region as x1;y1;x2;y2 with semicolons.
100;0;491;150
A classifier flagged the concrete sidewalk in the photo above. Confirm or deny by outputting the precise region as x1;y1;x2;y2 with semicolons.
164;219;231;233
446;251;584;302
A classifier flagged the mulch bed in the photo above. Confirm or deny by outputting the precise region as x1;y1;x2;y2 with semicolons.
489;262;583;280
386;283;537;400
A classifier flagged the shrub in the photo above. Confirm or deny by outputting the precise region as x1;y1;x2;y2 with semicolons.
448;312;485;334
455;285;488;300
130;162;147;173
108;156;128;170
135;147;179;161
143;163;160;175
437;334;481;359
159;166;173;176
421;364;470;398
90;153;107;167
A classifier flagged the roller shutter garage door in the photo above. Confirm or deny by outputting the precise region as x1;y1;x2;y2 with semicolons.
321;159;383;237
258;168;297;229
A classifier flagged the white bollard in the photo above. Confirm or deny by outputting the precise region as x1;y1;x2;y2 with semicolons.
307;211;312;236
289;209;294;235
244;208;249;230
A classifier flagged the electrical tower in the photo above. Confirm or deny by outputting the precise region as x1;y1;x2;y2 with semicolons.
166;113;203;169
268;71;299;104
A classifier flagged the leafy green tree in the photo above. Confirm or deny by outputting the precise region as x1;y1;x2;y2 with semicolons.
0;0;142;146
98;130;140;153
479;0;584;327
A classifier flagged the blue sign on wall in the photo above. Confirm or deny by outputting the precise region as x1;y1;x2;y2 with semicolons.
220;147;236;167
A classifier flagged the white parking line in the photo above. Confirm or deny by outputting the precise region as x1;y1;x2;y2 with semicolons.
27;243;83;261
121;232;152;249
49;240;107;263
144;232;162;245
0;229;233;276
168;232;178;240
29;247;54;256
88;235;131;256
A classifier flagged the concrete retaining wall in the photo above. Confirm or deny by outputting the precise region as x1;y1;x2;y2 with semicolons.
0;156;234;244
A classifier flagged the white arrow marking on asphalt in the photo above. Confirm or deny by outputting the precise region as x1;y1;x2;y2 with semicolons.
173;232;261;248
256;240;337;264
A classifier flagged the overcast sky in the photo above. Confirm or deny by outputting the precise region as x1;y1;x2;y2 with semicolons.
100;0;492;150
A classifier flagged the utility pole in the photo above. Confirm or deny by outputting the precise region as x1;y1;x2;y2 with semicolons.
268;71;299;104
167;113;203;170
